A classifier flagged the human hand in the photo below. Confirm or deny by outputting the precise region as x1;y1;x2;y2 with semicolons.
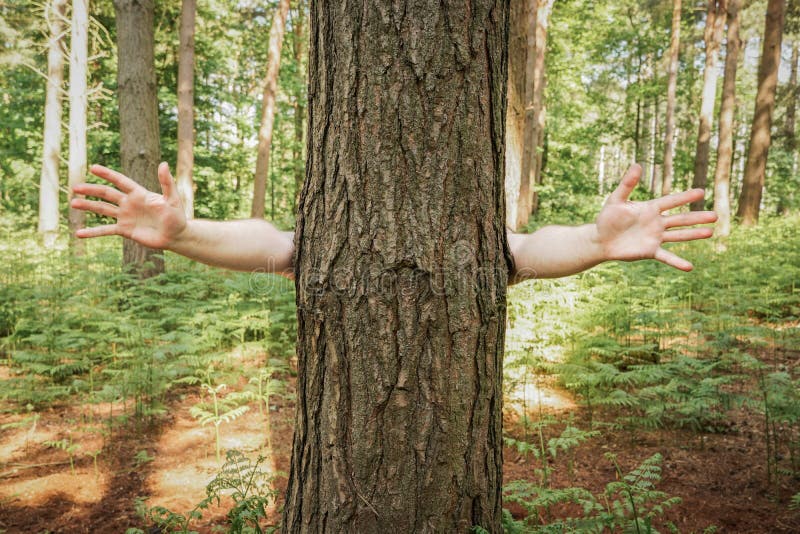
594;164;717;271
70;163;187;250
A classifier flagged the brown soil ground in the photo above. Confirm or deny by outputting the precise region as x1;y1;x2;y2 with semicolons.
1;383;798;533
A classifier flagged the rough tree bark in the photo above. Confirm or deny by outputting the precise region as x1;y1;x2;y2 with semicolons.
251;0;290;219
691;0;727;211
737;0;786;225
114;0;164;277
176;0;196;219
285;2;510;532
68;0;89;255
505;0;528;230
713;0;740;238
38;0;67;248
662;0;682;196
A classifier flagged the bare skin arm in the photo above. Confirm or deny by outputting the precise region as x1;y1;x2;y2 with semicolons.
509;164;718;283
71;163;294;274
73;163;714;282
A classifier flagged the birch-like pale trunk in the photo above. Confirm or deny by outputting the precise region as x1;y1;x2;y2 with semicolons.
38;0;67;248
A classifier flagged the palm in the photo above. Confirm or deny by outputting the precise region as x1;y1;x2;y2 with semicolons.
70;163;187;249
596;165;717;271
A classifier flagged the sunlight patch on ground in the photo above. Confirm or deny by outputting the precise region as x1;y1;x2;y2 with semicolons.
148;397;276;514
505;381;576;415
0;471;107;506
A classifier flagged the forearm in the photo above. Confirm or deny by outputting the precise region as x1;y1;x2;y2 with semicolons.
509;224;606;283
168;218;294;274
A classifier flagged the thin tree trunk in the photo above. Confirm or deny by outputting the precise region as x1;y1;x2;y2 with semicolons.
529;0;555;216
649;96;660;192
737;0;786;225
284;1;509;531
251;0;290;219
516;0;539;229
114;0;164;277
176;0;196;219
599;145;606;195
505;0;528;230
292;0;306;213
662;0;682;196
691;0;727;210
777;42;798;214
38;0;67;248
68;0;89;256
713;0;740;238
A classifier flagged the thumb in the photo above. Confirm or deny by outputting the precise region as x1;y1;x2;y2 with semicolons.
608;164;642;204
157;162;176;199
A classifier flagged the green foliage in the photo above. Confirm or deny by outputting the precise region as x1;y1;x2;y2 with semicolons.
503;452;680;533
129;450;279;534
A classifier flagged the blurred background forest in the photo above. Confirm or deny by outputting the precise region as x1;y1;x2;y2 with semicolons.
1;0;799;532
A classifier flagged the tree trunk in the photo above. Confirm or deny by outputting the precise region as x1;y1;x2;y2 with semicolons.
529;0;554;217
68;0;89;255
505;0;528;230
649;96;660;192
176;0;196;219
737;0;786;225
114;0;164;277
691;0;727;210
713;0;740;238
251;0;290;219
516;0;538;230
662;0;682;196
292;0;307;212
777;41;798;214
285;2;510;532
38;0;67;248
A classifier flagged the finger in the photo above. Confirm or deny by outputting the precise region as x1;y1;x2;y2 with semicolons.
75;224;121;239
158;162;175;199
70;198;119;219
656;188;705;212
608;164;643;204
71;183;124;204
664;211;717;229
90;165;139;193
662;227;714;243
654;247;693;272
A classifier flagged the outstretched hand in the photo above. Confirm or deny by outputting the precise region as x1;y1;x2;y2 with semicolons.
595;164;717;271
70;163;186;250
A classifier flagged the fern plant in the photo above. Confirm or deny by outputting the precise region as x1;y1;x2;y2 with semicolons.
127;449;279;534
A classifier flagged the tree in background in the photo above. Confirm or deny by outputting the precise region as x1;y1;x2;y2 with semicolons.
176;0;196;219
285;1;508;530
530;0;555;217
291;0;306;209
713;0;741;238
516;0;555;230
691;0;727;211
662;0;682;196
737;0;786;225
505;0;531;230
251;0;290;219
68;0;89;254
37;0;67;247
777;41;799;214
113;0;163;276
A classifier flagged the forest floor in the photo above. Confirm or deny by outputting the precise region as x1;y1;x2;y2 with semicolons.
1;375;799;533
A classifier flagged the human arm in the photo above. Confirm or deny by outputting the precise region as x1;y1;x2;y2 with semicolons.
509;164;717;283
70;163;294;274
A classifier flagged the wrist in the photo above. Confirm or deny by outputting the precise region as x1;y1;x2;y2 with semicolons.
165;218;193;252
585;223;608;264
